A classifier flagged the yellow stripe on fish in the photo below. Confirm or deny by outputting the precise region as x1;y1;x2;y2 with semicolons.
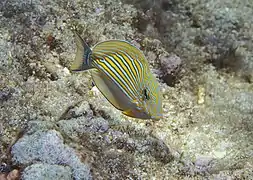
94;42;144;83
71;31;163;120
95;55;137;101
111;54;137;88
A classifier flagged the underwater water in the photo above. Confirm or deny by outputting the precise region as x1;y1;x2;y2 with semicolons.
0;0;252;179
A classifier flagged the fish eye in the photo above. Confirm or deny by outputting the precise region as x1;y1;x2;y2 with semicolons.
143;89;150;100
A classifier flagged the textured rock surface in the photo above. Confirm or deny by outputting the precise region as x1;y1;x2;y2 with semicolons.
0;0;252;179
22;163;72;180
11;130;91;180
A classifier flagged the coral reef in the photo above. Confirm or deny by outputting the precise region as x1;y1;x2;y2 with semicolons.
0;0;252;179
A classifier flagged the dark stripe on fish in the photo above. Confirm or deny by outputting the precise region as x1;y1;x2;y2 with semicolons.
93;48;147;101
95;57;136;101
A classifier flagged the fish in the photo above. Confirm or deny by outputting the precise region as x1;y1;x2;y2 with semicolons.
71;32;162;120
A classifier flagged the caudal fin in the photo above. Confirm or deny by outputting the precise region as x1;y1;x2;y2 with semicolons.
70;31;93;72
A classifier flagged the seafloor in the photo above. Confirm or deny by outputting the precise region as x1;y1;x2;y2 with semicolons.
0;0;252;179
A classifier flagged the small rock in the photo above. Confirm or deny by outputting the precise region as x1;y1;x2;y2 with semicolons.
90;86;101;96
6;169;19;180
0;169;20;180
0;174;7;180
160;54;182;75
158;54;182;86
65;101;93;119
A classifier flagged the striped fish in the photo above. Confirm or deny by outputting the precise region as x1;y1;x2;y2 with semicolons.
71;32;162;120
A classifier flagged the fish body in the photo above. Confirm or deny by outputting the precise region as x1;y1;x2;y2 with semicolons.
71;32;162;120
